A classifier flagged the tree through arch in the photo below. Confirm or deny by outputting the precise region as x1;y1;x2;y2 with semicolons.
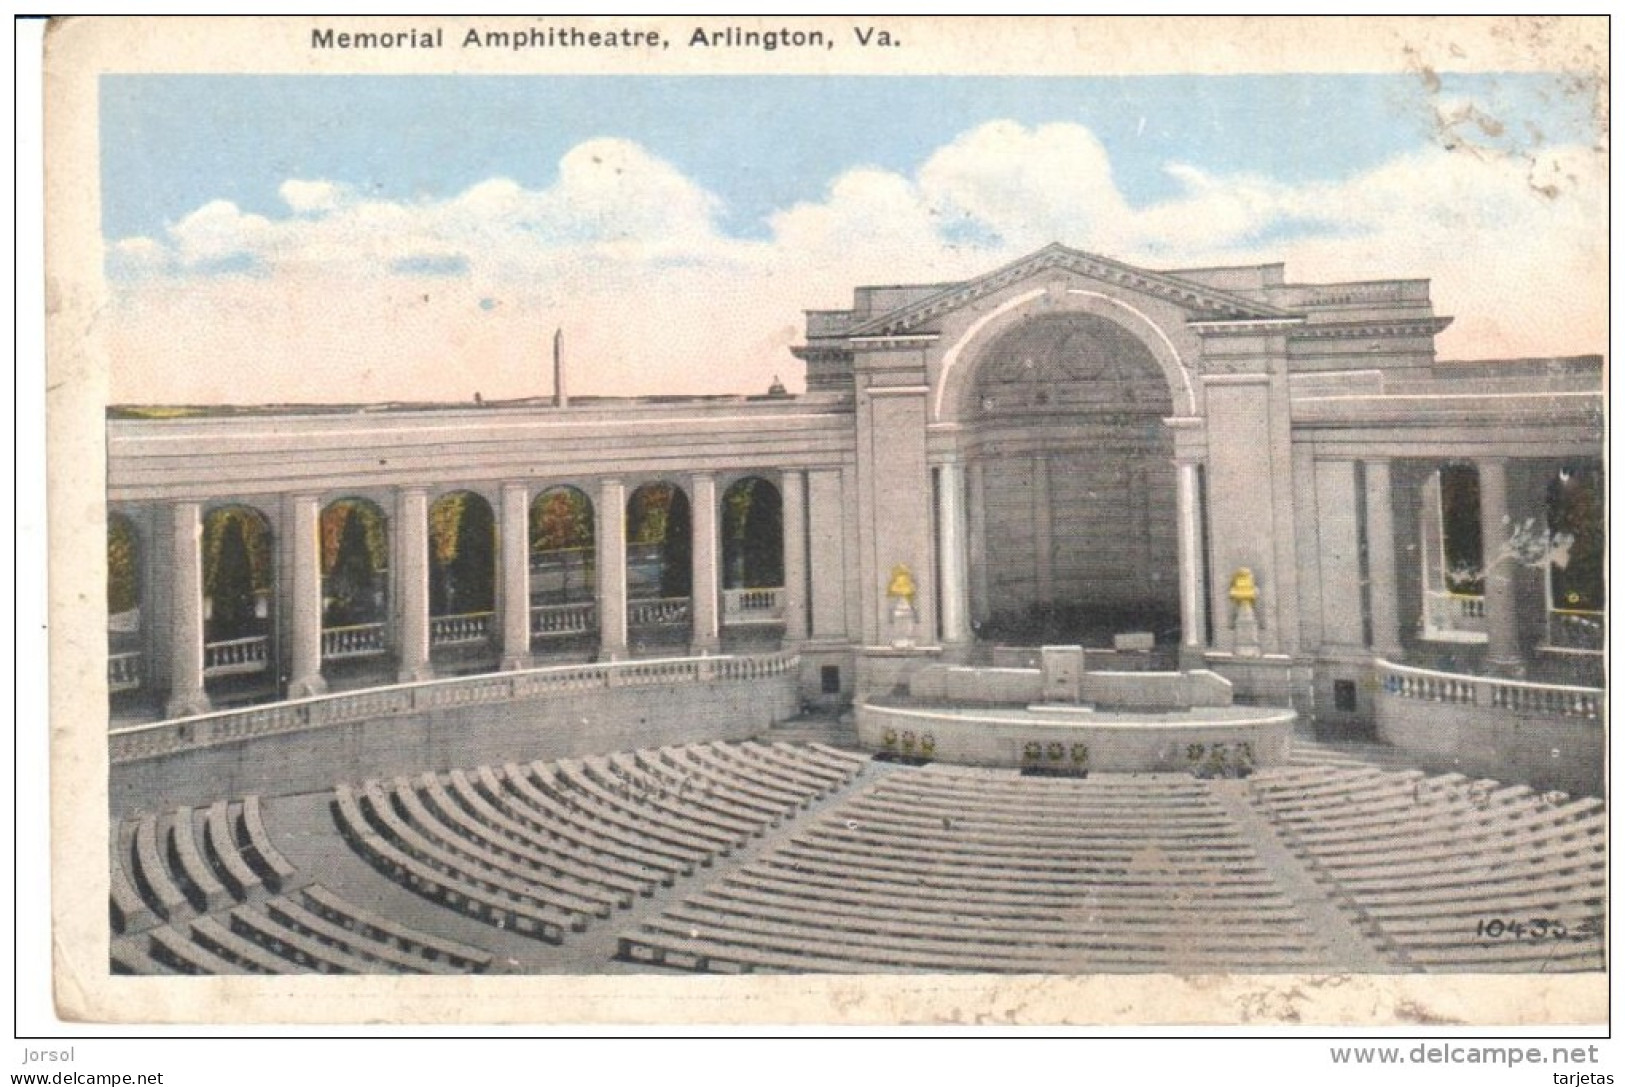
107;512;143;692
627;482;690;599
530;486;596;604
1546;462;1604;650
203;505;274;643
429;491;496;617
722;477;783;590
321;498;390;629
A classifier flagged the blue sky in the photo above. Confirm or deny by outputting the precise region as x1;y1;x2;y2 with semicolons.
101;72;1591;244
99;72;1605;403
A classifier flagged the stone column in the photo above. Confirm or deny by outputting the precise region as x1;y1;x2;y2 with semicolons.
1363;459;1402;656
164;500;211;718
1477;458;1523;675
967;461;990;627
285;494;327;699
937;459;972;646
500;482;531;670
780;469;808;644
690;473;721;654
1176;461;1208;668
395;487;432;683
597;478;627;661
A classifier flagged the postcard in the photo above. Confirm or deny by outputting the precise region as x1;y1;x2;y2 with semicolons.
41;15;1608;1029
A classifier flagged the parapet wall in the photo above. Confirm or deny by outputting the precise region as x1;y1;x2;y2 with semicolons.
1373;660;1605;797
109;654;801;817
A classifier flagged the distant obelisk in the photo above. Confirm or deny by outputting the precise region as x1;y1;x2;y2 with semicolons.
552;327;568;408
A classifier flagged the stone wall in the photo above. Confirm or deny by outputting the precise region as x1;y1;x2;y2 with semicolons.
110;672;799;818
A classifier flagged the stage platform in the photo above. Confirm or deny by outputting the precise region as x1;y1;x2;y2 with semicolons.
856;698;1295;774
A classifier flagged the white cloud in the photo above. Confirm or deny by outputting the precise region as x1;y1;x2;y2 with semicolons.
168;199;276;267
106;120;1605;404
279;179;347;214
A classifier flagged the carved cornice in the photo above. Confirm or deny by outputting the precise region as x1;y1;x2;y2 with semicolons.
847;243;1295;336
1289;317;1455;340
848;333;941;351
1187;317;1307;336
790;345;853;362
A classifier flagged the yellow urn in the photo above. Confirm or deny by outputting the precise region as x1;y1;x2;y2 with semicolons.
1229;567;1258;606
887;564;916;604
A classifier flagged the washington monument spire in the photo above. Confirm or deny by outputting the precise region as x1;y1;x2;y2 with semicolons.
552;327;568;408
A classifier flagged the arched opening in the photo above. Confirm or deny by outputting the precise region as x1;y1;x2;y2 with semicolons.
428;491;496;649
202;504;274;680
320;498;390;661
107;512;143;694
962;312;1178;650
1545;462;1604;651
721;476;786;627
530;485;597;642
626;482;691;635
1419;463;1486;642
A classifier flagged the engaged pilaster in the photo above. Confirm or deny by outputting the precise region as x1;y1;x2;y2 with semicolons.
780;469;808;644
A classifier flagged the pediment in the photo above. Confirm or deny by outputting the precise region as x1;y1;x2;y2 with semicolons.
846;243;1294;337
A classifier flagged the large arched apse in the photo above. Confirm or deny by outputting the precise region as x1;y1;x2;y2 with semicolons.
202;504;275;679
962;312;1178;647
428;491;496;649
530;485;597;641
107;512;143;693
321;498;390;660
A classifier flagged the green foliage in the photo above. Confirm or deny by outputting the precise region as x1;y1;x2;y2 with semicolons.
531;487;593;552
722;477;783;589
324;501;386;625
430;491;495;615
107;514;140;615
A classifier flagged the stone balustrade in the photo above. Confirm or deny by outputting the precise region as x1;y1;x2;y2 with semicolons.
108;651;143;692
627;597;690;627
530;601;596;638
1378;659;1602;719
1422;590;1487;640
321;622;388;659
722;587;785;624
109;650;801;765
429;611;493;647
1374;659;1604;796
1548;609;1605;653
202;635;270;676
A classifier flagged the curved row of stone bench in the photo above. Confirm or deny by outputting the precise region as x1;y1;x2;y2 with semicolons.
1247;764;1606;972
332;741;869;946
111;797;300;936
619;769;1329;974
110;882;495;975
